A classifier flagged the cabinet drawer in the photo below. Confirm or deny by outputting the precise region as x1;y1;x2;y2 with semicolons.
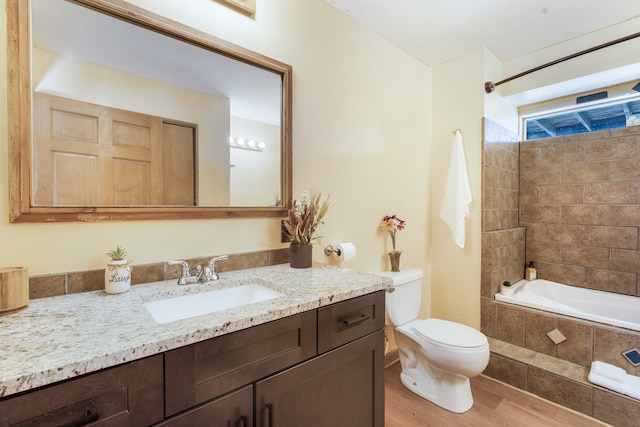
0;354;164;427
158;385;253;427
317;291;385;354
165;311;317;417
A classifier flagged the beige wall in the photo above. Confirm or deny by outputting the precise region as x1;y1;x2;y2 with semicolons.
0;0;432;290
2;0;639;335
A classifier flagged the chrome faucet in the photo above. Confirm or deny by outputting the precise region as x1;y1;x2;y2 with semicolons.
167;260;202;285
167;255;227;284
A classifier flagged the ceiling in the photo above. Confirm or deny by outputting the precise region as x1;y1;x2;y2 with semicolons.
324;0;640;67
32;0;282;125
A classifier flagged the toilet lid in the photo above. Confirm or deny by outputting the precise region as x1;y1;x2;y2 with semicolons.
413;318;487;349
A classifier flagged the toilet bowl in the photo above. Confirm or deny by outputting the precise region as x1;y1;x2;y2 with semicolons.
379;268;490;413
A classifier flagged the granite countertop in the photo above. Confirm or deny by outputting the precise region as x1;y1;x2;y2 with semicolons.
0;264;392;398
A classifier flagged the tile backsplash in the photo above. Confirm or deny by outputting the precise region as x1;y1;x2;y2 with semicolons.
29;248;289;299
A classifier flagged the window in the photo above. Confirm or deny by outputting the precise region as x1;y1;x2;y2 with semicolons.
522;89;640;141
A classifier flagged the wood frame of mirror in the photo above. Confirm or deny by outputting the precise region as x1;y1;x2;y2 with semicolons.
7;0;292;223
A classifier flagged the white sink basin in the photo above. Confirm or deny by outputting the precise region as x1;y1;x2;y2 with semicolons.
144;284;285;324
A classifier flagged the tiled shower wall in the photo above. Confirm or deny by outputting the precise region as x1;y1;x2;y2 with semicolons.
481;118;640;426
521;126;640;296
481;118;524;296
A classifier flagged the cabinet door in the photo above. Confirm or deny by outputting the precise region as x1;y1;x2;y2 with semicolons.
255;329;384;427
0;355;164;426
158;385;252;427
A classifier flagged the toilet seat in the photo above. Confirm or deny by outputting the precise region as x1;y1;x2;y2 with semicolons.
412;318;487;350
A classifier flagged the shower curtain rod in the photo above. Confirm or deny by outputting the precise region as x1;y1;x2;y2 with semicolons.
484;30;640;94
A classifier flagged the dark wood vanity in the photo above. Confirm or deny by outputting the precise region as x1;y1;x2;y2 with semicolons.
0;291;385;426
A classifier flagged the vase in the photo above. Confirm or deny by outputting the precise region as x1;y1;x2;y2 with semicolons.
105;260;132;294
388;251;402;272
501;285;514;296
290;244;312;268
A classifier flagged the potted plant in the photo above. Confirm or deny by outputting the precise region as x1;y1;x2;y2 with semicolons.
283;190;330;268
105;245;132;294
380;215;406;272
501;281;514;296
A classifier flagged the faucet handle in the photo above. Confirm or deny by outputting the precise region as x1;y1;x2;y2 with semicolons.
207;255;228;280
167;260;191;277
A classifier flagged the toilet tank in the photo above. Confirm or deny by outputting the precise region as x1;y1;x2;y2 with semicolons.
378;268;423;326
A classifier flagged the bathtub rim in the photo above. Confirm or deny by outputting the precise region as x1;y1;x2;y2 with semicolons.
495;279;640;333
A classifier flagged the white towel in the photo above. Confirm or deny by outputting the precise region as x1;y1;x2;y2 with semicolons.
590;361;626;383
440;129;472;248
588;361;640;400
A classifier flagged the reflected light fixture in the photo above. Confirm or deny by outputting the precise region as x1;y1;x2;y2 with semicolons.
229;136;264;152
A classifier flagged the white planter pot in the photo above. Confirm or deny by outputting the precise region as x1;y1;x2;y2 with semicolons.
105;260;132;294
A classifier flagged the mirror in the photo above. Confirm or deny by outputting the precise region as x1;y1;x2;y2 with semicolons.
7;0;292;222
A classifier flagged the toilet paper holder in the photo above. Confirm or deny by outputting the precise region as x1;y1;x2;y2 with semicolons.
323;242;357;262
324;245;341;257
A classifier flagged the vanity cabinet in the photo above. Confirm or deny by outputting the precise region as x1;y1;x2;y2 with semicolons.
0;354;164;426
0;291;385;427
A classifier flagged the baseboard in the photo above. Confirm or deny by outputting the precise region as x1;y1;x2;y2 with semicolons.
385;349;399;368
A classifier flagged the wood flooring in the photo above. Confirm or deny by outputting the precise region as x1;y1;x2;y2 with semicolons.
384;362;609;426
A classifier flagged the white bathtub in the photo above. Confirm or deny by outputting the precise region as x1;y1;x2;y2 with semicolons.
495;279;640;332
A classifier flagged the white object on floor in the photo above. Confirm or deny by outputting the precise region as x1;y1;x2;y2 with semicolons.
588;361;640;400
440;129;472;249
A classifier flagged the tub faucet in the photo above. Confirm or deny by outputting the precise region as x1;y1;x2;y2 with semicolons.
167;260;204;285
203;255;228;281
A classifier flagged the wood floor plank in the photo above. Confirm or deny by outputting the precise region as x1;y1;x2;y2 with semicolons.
385;362;611;426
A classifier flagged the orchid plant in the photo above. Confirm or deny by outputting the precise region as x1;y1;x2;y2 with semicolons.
283;190;331;245
380;215;406;252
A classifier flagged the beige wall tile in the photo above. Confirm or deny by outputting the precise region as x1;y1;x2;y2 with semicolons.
521;165;562;186
528;367;592;415
585;226;638;249
540;143;585;164
584;268;637;295
585;137;640;161
561;205;610;225
540;184;584;204
484;353;528;390
556;319;593;367
521;205;561;223
30;275;66;299
584;182;640;204
497;305;525;346
561;245;610;269
593;389;640;427
610;249;640;273
540;223;585;245
610;205;640;226
539;262;585;287
525;311;557;356
526;242;562;264
610;159;640;181
561;162;609;184
594;327;636;374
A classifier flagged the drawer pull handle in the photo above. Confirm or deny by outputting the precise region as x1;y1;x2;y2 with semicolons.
62;410;99;427
237;415;248;427
265;403;273;427
342;313;371;327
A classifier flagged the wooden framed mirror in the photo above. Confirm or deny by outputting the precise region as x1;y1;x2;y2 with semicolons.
7;0;292;222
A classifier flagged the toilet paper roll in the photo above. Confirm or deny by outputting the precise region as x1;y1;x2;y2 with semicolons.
335;242;357;262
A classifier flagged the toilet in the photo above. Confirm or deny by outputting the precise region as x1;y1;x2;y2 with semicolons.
379;268;489;413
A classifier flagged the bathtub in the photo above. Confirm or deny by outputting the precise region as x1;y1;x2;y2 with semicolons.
495;279;640;332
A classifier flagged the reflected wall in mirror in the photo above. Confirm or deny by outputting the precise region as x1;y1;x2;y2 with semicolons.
7;0;292;222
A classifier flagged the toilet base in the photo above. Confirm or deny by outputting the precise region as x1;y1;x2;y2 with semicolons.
399;367;474;413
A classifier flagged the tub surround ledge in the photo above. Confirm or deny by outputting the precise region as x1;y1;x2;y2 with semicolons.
0;264;392;398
